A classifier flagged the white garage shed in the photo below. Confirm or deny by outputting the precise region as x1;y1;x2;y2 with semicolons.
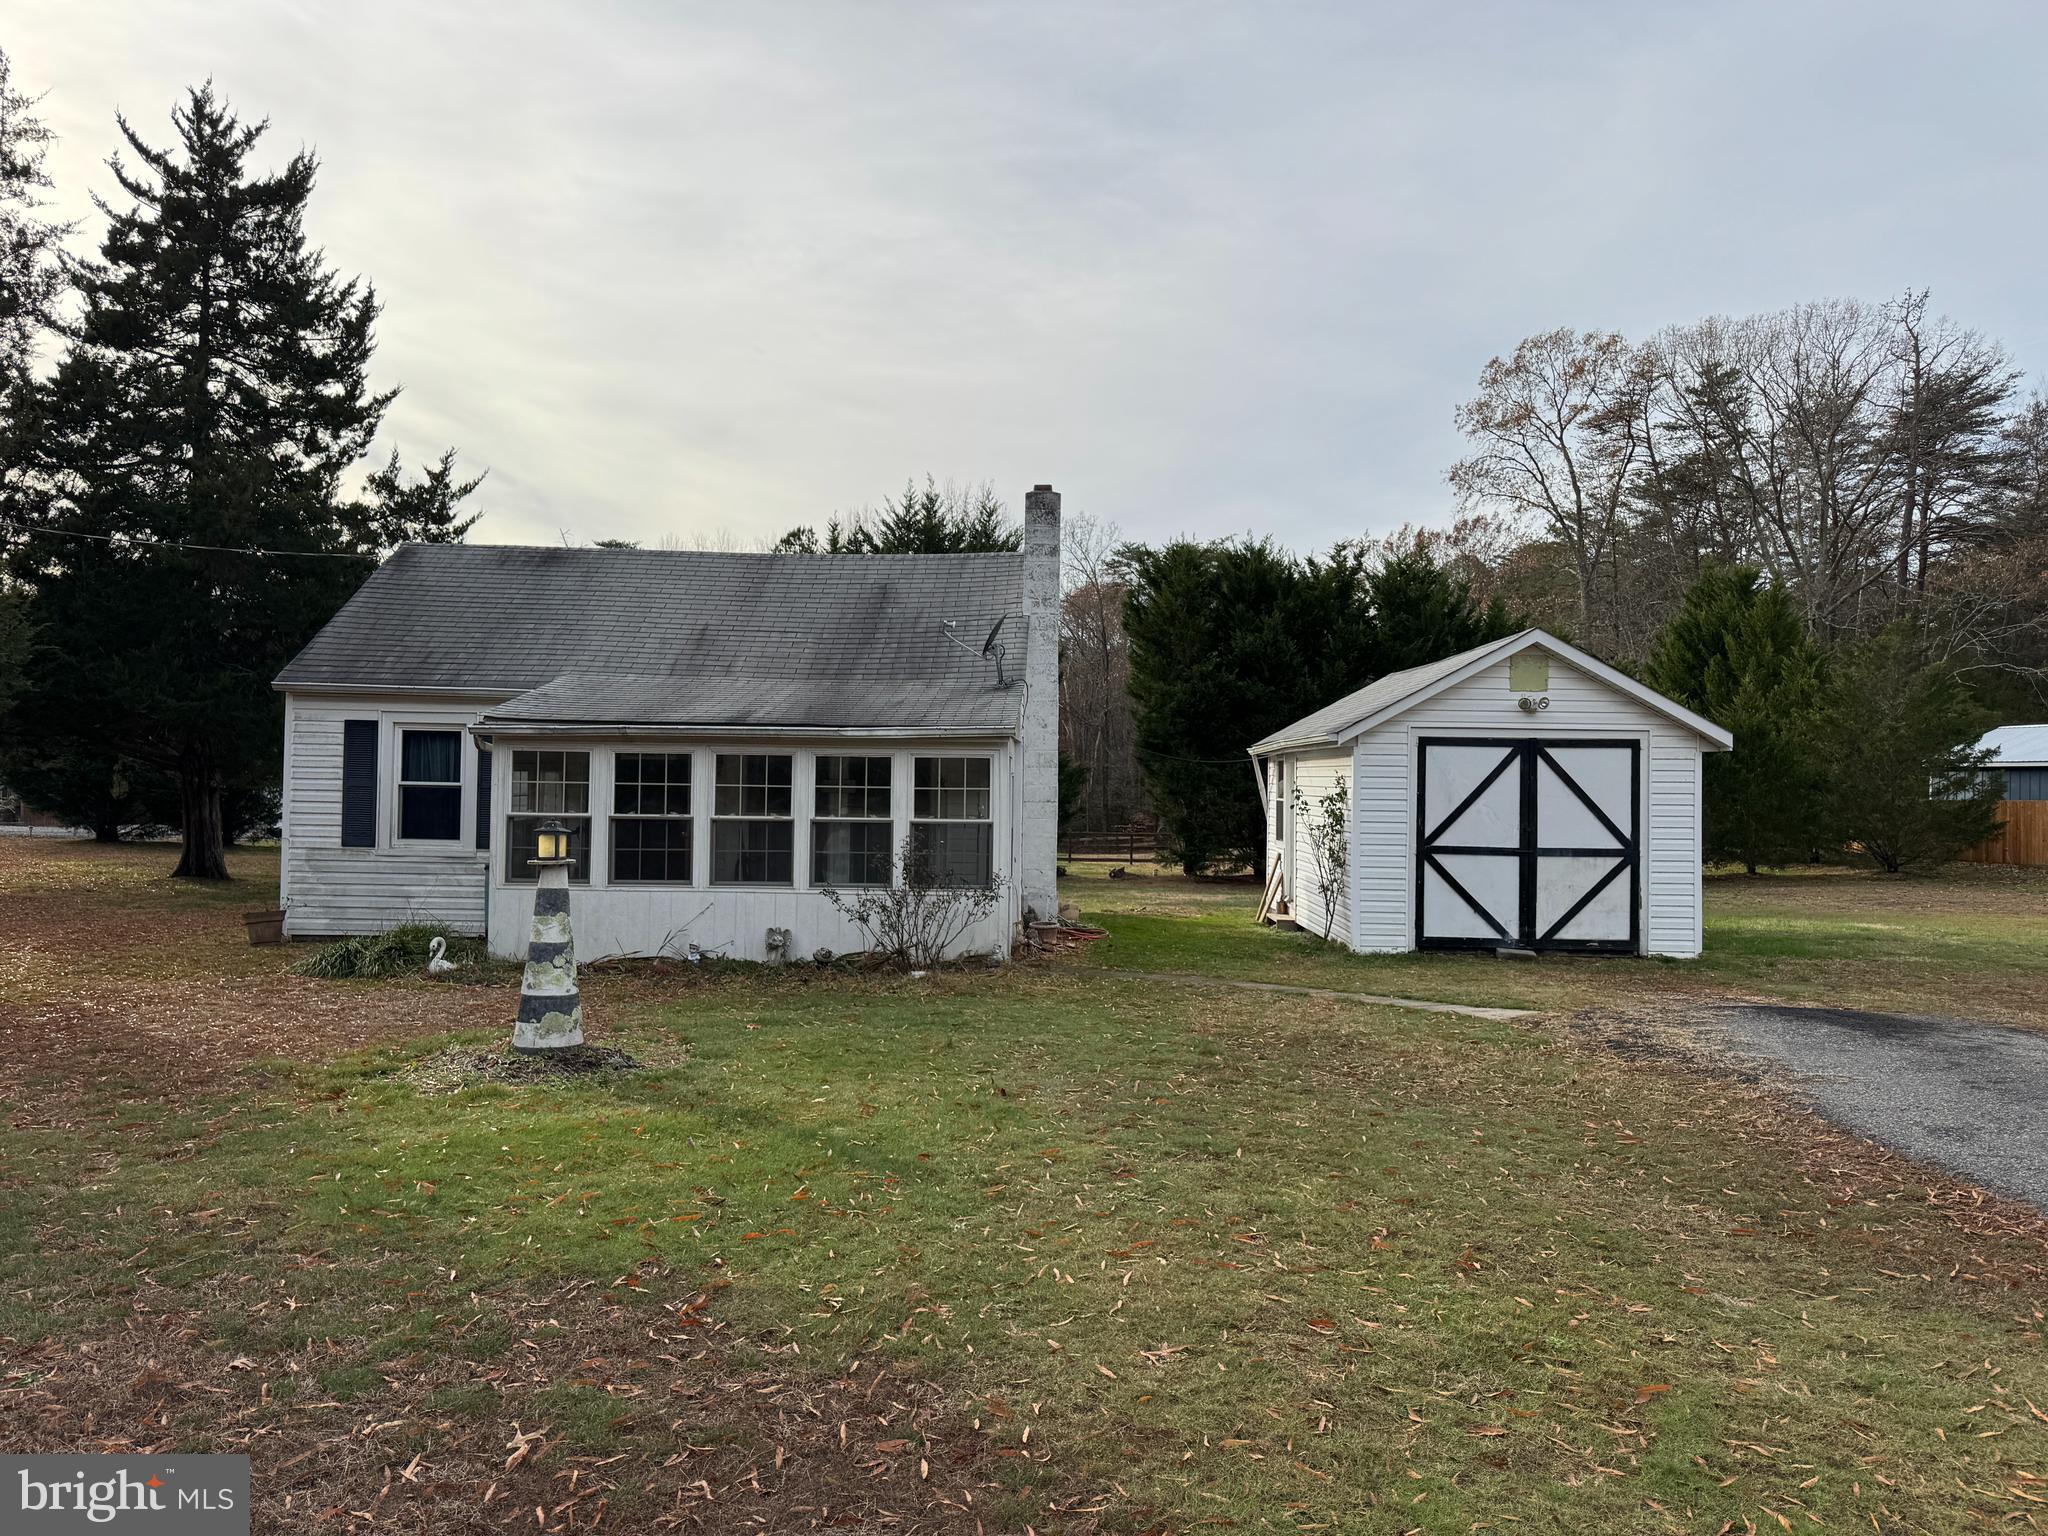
1249;630;1732;958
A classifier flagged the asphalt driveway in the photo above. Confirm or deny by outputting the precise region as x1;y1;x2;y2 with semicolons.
1687;1003;2048;1210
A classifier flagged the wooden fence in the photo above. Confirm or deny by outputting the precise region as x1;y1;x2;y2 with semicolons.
1060;820;1159;863
1960;800;2048;867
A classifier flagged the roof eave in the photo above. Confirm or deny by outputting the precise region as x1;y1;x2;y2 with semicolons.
471;720;1019;740
1327;630;1734;751
1247;732;1339;756
275;679;524;699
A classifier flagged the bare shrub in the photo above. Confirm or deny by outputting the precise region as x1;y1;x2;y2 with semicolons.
822;833;1006;969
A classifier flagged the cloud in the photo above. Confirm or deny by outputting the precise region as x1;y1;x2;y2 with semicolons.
13;0;2045;551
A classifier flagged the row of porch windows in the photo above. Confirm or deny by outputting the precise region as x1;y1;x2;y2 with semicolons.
403;737;994;888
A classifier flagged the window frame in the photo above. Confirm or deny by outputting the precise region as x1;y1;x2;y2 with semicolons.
503;747;593;885
711;751;795;887
393;726;465;846
609;750;695;886
810;753;894;888
910;753;996;887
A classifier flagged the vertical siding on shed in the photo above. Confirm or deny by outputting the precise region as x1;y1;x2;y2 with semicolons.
1282;747;1352;942
1348;651;1709;958
1645;727;1703;955
1350;727;1411;951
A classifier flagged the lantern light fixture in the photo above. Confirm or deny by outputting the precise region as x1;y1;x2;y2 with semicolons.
532;819;572;865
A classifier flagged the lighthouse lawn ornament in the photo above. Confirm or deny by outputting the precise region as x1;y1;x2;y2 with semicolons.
514;819;585;1051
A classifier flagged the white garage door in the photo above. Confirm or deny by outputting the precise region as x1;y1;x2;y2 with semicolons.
1415;737;1640;953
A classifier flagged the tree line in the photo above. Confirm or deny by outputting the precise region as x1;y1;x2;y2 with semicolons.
1;45;2027;883
0;54;480;876
1442;302;2046;697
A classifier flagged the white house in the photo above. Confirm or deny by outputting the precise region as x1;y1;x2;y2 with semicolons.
271;487;1064;962
1249;629;1732;958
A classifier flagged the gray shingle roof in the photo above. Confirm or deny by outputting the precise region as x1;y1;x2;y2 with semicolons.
275;543;1027;733
1248;631;1530;753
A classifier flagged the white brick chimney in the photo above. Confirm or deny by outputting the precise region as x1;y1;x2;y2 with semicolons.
1017;484;1061;927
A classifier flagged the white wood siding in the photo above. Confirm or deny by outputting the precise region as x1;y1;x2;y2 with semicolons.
1282;746;1351;942
481;736;1020;963
1258;757;1287;904
281;692;500;938
1350;652;1708;958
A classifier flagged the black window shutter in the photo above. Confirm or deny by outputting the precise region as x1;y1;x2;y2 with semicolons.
475;745;492;849
341;720;378;848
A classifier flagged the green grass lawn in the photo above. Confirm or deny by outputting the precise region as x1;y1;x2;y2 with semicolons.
4;842;2047;1531
1063;859;2048;1026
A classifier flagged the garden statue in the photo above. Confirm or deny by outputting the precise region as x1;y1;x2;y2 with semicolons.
513;820;584;1051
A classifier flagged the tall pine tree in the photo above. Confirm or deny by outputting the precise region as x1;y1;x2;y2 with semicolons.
0;48;70;723
773;476;1020;553
1362;546;1517;673
1819;627;2002;872
1646;566;1826;872
1120;539;1512;875
2;86;476;876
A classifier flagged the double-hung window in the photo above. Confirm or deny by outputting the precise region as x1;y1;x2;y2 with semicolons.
910;755;993;886
506;749;590;883
711;753;793;885
398;729;463;842
811;755;892;886
611;752;693;883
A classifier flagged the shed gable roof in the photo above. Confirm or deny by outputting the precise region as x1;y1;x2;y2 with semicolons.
274;543;1027;733
1248;629;1733;754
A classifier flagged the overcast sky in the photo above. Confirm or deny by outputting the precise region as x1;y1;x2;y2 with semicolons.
12;2;2046;550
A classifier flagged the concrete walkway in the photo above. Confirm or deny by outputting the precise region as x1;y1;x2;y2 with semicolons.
1687;1003;2048;1210
1063;965;1536;1021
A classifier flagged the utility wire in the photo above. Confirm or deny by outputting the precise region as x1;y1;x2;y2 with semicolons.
0;517;373;559
1133;744;1258;765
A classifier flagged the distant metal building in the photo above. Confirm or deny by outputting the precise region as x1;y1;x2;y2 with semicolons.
1964;725;2048;867
1977;724;2048;802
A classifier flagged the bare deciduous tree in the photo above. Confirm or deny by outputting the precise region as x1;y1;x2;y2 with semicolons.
1059;511;1144;835
1450;329;1650;648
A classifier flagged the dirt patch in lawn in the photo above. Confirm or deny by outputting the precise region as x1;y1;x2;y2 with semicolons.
0;841;516;1118
0;980;514;1122
399;1041;676;1095
0;1264;1070;1534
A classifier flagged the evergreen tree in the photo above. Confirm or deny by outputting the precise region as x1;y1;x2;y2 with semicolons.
1818;626;2001;872
1119;539;1509;876
1;86;477;877
0;50;66;722
1646;566;1826;872
1362;545;1518;672
0;47;69;403
0;585;25;719
775;476;1020;553
0;729;168;841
